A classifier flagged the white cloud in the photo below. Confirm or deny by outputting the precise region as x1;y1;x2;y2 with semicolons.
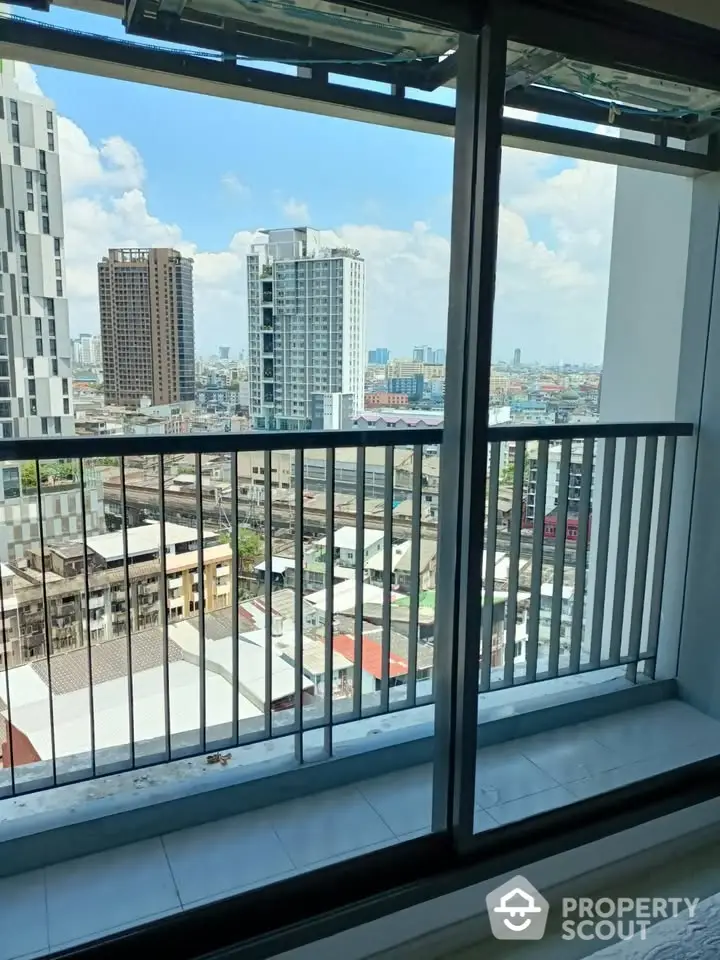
281;197;311;222
19;61;616;363
13;61;42;96
221;173;250;198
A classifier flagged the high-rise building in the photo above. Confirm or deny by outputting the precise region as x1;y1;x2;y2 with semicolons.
368;347;389;365
218;345;230;360
247;228;365;431
433;348;446;364
0;62;73;438
513;347;522;367
98;248;195;408
72;333;94;368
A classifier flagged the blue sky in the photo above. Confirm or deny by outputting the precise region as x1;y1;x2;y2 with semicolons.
10;5;615;362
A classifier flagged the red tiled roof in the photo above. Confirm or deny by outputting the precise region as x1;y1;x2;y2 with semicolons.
332;634;408;680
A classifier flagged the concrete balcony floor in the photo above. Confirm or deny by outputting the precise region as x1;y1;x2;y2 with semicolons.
1;699;719;959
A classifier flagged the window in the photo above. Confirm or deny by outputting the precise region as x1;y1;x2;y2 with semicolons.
23;297;30;316
56;280;63;297
0;338;7;357
51;359;58;376
50;338;57;357
54;417;61;434
46;110;53;129
11;123;19;144
21;276;29;295
0;382;10;398
20;255;28;274
39;150;46;171
39;174;47;191
18;234;26;253
18;211;25;231
63;397;70;415
35;318;42;337
55;261;62;278
62;378;68;394
2;423;12;440
41;196;49;214
49;318;56;337
53;239;61;257
0;361;8;378
41;417;48;436
46;298;54;316
25;171;32;189
2;467;20;499
48;132;55;151
27;192;34;211
12;146;20;166
29;398;37;416
36;338;43;356
9;100;17;120
0;401;11;419
42;217;50;235
28;379;36;396
27;359;34;376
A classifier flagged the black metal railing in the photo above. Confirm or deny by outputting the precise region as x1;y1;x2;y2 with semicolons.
0;421;691;796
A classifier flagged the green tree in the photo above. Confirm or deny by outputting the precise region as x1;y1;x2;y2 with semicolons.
20;461;75;489
219;528;263;573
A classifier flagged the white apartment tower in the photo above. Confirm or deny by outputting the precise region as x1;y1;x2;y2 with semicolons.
0;61;73;439
247;228;365;431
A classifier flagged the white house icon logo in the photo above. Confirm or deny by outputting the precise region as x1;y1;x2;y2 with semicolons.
486;875;550;940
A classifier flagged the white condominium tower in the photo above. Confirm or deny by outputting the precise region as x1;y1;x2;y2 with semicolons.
247;227;365;431
0;61;73;440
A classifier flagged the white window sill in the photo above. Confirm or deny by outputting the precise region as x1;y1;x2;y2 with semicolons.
1;699;719;959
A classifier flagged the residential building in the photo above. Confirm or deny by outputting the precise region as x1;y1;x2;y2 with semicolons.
364;392;409;408
0;462;104;563
247;227;365;431
0;61;73;439
98;248;195;408
388;374;424;402
309;391;353;430
524;439;588;528
367;347;389;365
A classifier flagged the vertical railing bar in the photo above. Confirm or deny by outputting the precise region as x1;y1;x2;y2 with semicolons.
569;439;593;675
0;531;16;795
644;436;677;679
158;455;170;760
79;459;96;778
230;453;239;745
548;440;571;678
406;445;423;708
263;452;272;740
504;440;525;687
526;441;548;684
294;449;304;763
589;438;616;668
353;447;365;719
480;443;500;693
626;437;658;683
323;449;335;755
120;457;136;768
35;459;57;786
195;452;206;753
380;446;393;713
608;438;637;666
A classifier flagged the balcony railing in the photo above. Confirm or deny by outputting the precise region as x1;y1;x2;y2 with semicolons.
0;421;691;797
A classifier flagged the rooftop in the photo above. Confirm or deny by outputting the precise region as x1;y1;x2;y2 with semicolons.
85;521;217;563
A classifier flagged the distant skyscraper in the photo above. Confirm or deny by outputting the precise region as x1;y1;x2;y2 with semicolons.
413;345;432;363
218;345;230;360
368;347;389;365
432;348;446;364
73;333;94;368
0;61;73;438
99;248;195;407
513;348;522;367
247;228;365;431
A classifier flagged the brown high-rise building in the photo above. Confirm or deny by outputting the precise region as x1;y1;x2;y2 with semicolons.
98;248;195;408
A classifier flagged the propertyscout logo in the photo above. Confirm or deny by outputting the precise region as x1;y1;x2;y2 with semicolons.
485;875;699;942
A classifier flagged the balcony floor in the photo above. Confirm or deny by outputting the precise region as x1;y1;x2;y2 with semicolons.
2;699;719;960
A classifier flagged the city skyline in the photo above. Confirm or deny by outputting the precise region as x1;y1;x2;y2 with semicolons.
10;7;614;366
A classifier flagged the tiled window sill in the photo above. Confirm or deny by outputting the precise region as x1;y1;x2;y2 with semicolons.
2;699;719;960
